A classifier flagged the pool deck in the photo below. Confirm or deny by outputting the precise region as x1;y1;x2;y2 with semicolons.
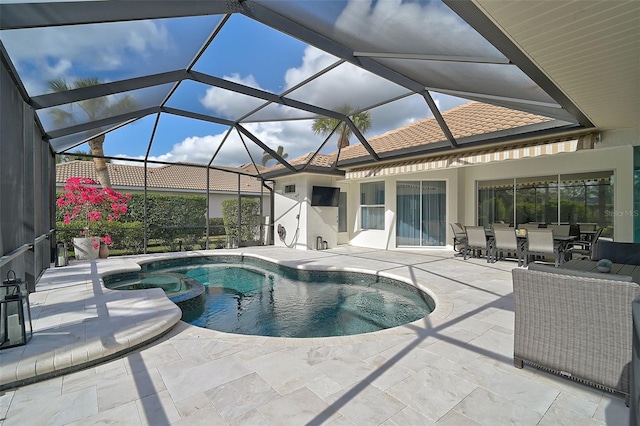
0;246;629;425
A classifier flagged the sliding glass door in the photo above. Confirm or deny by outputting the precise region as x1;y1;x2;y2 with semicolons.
397;181;446;246
477;171;614;236
478;179;514;227
397;182;421;245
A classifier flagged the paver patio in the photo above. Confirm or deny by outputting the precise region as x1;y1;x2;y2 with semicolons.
0;246;629;425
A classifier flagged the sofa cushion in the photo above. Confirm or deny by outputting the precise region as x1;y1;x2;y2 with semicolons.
527;262;633;282
593;241;640;265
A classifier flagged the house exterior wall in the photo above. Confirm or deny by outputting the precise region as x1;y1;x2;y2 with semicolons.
462;141;635;242
274;175;307;249
274;128;639;251
273;174;341;250
344;168;460;250
206;193;271;219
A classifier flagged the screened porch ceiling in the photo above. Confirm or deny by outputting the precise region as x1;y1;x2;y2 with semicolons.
1;0;635;178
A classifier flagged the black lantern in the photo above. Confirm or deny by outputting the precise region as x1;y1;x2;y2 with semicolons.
1;270;33;349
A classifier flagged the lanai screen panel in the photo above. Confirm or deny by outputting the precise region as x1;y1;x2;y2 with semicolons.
0;0;583;172
1;15;222;97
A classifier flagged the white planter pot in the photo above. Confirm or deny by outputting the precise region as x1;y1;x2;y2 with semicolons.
73;237;100;260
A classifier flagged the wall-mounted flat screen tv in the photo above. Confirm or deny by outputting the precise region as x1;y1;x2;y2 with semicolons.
311;186;340;207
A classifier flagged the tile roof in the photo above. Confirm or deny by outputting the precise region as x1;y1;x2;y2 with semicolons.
339;101;553;161
289;153;338;168
265;101;554;174
56;161;267;194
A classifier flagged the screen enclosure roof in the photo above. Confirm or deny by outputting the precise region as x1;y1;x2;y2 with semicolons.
0;0;597;177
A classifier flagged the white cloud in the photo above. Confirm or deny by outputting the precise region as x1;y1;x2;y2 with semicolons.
283;46;338;89
49;1;475;167
6;21;170;65
334;0;499;57
200;73;266;120
114;129;264;168
3;21;172;95
143;41;454;166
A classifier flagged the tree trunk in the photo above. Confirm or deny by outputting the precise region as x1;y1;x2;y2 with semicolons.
338;132;350;149
88;134;111;188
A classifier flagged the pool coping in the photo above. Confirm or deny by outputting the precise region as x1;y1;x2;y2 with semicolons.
0;249;452;390
117;250;454;346
0;259;182;391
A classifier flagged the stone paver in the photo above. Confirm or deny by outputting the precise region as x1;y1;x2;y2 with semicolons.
0;247;629;425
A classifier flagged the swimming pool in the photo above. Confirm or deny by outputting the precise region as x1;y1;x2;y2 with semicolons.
104;255;434;338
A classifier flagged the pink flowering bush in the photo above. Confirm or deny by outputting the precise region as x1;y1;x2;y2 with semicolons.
56;177;131;247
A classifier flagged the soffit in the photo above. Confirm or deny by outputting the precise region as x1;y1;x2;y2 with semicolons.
473;0;640;130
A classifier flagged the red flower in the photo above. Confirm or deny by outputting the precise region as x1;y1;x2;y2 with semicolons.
56;177;130;246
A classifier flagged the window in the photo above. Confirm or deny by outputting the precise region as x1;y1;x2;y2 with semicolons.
338;192;347;233
477;171;614;236
397;181;446;246
515;175;558;225
284;184;296;193
635;147;640;242
360;181;385;230
559;171;613;236
477;179;514;227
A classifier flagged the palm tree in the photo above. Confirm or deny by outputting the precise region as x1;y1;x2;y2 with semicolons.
312;104;372;149
261;145;289;166
48;78;136;187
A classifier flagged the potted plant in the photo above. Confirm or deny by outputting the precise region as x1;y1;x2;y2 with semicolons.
56;177;130;260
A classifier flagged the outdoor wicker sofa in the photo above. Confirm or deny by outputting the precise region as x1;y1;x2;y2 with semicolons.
512;264;640;403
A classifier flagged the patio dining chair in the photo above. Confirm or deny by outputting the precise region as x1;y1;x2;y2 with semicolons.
464;226;491;262
564;227;603;260
492;228;523;266
547;224;570;237
518;223;542;231
450;222;467;254
578;222;597;233
491;222;511;228
524;229;563;267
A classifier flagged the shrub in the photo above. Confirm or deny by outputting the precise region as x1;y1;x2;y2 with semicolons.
126;194;206;248
56;221;145;254
222;198;261;243
209;217;225;236
56;177;130;247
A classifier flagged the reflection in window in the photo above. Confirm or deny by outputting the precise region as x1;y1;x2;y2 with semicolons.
635;147;640;242
559;171;613;236
397;181;446;246
338;192;347;233
360;182;384;230
478;179;514;227
477;171;614;236
515;175;558;225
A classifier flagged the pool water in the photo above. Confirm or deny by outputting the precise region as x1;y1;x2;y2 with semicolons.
104;256;434;338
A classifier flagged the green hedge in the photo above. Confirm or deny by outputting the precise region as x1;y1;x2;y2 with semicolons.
55;221;145;255
222;198;261;242
128;194;208;251
56;193;262;254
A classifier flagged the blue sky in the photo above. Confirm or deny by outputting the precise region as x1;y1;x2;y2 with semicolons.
1;1;487;168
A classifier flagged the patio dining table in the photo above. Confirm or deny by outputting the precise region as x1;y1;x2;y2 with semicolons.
560;258;640;284
553;235;578;253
